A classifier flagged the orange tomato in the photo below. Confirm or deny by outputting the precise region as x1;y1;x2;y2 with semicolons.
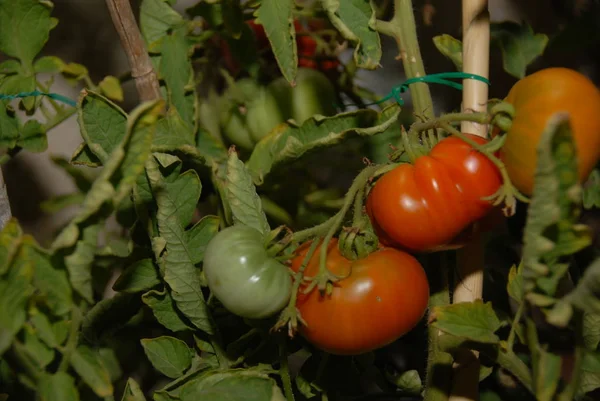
499;67;600;196
367;134;502;253
290;239;429;355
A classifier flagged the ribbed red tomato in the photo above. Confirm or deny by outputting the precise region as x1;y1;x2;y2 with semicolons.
367;134;502;253
290;239;429;356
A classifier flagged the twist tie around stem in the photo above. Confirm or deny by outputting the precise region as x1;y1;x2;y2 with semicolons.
0;90;77;107
341;72;491;108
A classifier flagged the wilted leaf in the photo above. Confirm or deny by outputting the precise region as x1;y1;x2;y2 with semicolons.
141;336;194;379
70;346;113;397
254;0;297;84
38;372;80;401
321;0;381;69
247;104;400;184
490;21;548;79
226;150;270;237
433;34;463;71
142;289;193;332
113;259;161;293
430;300;502;344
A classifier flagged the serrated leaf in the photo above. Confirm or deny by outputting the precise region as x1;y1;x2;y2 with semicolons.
99;76;124;102
226;150;270;236
113;258;161;293
140;0;185;52
177;369;286;401
254;0;297;84
18;119;47;152
0;218;23;275
163;170;202;228
77;90;128;163
247;104;400;184
321;0;381;69
146;157;214;334
38;372;80;401
121;377;147;401
141;336;194;379
430;300;502;344
142;289;193;332
490;21;548;79
70;346;113;398
433;34;463;71
33;55;65;73
186;216;220;265
81;293;142;344
521;113;592;296
0;0;54;68
580;351;600;395
160;27;195;126
583;169;600;209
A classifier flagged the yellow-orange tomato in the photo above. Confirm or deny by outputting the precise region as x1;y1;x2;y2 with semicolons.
290;239;429;356
500;67;600;196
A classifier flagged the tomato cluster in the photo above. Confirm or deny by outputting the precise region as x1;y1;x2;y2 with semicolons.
219;68;337;151
367;134;503;253
496;67;600;196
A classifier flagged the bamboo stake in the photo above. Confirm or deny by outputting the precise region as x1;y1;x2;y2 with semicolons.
449;1;490;400
0;170;12;230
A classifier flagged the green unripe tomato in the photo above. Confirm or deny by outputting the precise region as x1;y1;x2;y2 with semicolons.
246;86;288;143
203;225;292;319
221;107;255;151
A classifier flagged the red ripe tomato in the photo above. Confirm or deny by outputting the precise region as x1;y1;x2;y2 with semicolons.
367;134;502;253
290;239;429;355
498;67;600;196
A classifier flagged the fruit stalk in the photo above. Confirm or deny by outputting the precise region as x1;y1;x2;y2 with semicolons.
449;1;491;401
105;0;162;102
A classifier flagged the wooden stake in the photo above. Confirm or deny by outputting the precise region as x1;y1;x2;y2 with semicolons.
105;0;162;102
450;1;490;400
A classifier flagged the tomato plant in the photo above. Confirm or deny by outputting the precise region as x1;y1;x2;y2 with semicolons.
203;225;292;319
498;67;600;196
290;239;429;356
367;134;502;252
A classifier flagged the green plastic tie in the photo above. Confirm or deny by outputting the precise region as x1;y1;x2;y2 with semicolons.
0;90;77;107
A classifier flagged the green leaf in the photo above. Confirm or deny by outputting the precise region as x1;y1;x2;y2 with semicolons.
29;241;72;317
430;300;502;344
387;369;422;395
77;91;128;163
583;169;600;209
164;170;202;228
0;72;36;111
33;55;65;73
0;59;20;74
152;107;195;151
0;0;54;68
532;347;561;401
196;128;228;167
142;289;193;332
521;113;592;298
433;34;463;71
40;193;85;213
23;324;54;368
121;378;147;401
51;156;95;192
0;218;23;275
140;0;185;52
507;262;524;305
38;372;80;401
247;104;401;185
62;62;88;83
146;156;214;334
113;259;161;293
52;320;69;346
584;312;600;351
81;293;142;344
186;216;220;265
580;351;600;395
18;119;47;152
70;345;113;398
490;21;548;79
321;0;382;69
160;27;195;126
98;348;122;383
177;369;286;401
254;0;297;84
29;312;58;348
70;143;102;167
63;221;102;303
226;150;270;237
141;336;194;379
0;102;19;149
98;76;124;102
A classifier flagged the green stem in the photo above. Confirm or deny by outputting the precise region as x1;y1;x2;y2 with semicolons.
58;305;83;372
278;335;295;401
375;0;434;119
409;112;491;135
507;302;524;352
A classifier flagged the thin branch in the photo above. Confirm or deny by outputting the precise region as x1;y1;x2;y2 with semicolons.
105;0;162;102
